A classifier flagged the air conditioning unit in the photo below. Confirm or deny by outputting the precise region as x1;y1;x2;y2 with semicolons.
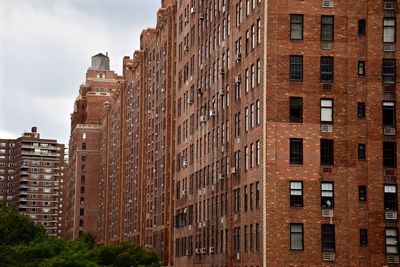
384;127;396;136
184;45;189;51
182;160;188;167
190;6;195;14
322;0;333;8
201;248;206;254
188;97;193;104
161;88;165;93
210;109;216;116
195;248;200;254
322;209;334;218
220;68;225;75
384;1;396;11
385;211;398;220
231;167;237;174
197;87;203;95
186;249;191;256
198;222;202;228
199;13;204;20
200;115;207;123
235;75;241;84
235;53;242;62
188;224;192;231
184;17;189;23
388;255;400;264
323;252;335;261
209;247;215;253
218;173;224;180
219;88;225;95
321;124;333;133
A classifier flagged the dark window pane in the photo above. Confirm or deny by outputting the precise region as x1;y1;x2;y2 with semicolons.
321;57;334;82
360;229;368;246
321;139;334;165
358;102;365;118
359;185;367;201
289;97;303;123
383;59;396;84
290;224;304;250
290;56;303;81
358;19;366;35
383;102;396;126
290;139;303;164
321;224;335;252
383;141;397;168
358;144;366;160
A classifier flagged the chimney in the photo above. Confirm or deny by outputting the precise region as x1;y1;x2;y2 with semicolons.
31;127;37;133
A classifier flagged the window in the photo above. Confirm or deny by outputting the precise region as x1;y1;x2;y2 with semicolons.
321;224;335;252
290;14;303;40
383;59;396;84
358;19;366;36
256;140;260;166
257;59;261;84
82;143;86;150
321;139;334;165
383;18;396;43
358;61;365;76
360;229;368;246
383;101;396;126
384;184;398;210
321;182;334;208
290;139;303;164
385;228;399;254
321;99;333;123
290;56;303;81
245;107;249;131
256;223;260;250
383;141;397;168
290;181;303;207
359;185;367;201
358;102;365;118
321;57;334;82
289;97;303;123
245;146;249;170
358;144;366;160
321;16;334;48
290;224;304;250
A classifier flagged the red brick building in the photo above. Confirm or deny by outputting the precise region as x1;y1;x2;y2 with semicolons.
64;0;400;266
0;127;65;237
65;53;123;240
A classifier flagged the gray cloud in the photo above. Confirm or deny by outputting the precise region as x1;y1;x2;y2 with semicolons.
0;0;159;145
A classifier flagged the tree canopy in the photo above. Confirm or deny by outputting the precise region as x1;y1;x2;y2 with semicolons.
0;204;161;267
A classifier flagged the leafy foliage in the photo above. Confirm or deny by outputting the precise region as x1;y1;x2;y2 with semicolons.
0;204;161;267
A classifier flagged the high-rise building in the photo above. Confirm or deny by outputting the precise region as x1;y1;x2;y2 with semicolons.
65;0;400;266
65;53;123;240
0;127;65;237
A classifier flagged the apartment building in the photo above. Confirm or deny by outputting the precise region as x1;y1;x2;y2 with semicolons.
0;127;64;237
65;0;400;266
66;53;123;240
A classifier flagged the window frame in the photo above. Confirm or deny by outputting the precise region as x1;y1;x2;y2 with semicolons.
320;57;334;83
321;224;335;252
320;98;333;123
290;138;303;165
321;182;334;208
290;223;304;251
290;181;303;207
290;14;304;40
289;97;303;123
290;55;303;81
320;139;334;166
385;227;399;254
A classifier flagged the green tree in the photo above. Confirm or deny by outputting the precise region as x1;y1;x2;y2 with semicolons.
0;202;45;246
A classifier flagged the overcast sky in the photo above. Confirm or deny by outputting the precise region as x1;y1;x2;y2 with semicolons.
0;0;159;146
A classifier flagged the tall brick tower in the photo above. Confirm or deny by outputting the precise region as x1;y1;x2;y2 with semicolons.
65;53;123;240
